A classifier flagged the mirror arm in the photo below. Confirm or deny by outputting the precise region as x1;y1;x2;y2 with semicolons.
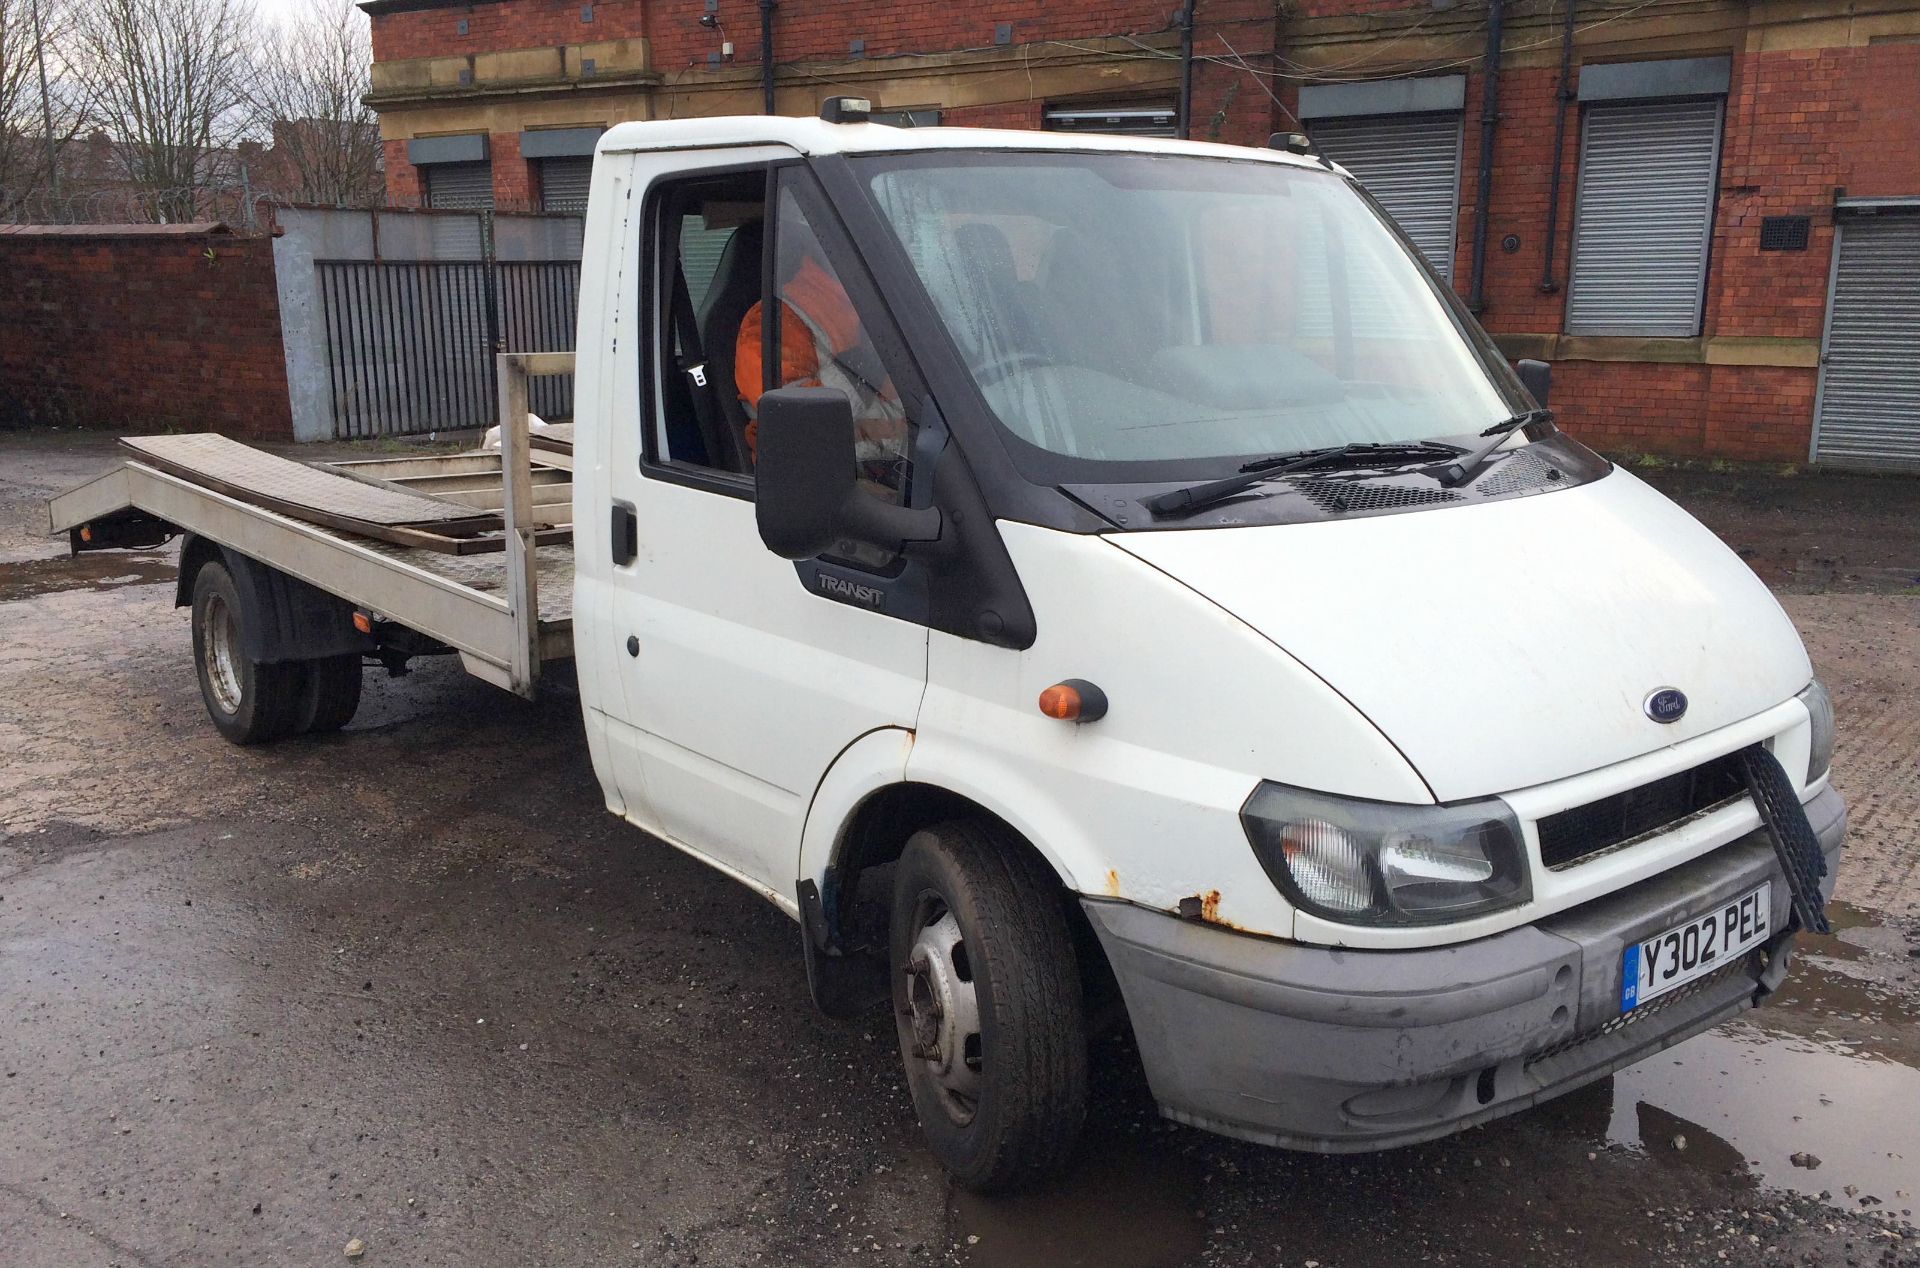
836;497;945;555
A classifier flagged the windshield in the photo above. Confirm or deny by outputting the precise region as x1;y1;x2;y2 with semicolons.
857;151;1527;473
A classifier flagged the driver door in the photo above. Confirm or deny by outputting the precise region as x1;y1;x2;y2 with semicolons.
602;158;929;901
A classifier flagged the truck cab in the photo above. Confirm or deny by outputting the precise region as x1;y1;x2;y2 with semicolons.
566;107;1843;1190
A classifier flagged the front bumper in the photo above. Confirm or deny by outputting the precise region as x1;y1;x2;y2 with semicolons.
1084;784;1846;1153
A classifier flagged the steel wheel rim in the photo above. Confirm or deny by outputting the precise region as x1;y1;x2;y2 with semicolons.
203;592;244;716
902;895;984;1126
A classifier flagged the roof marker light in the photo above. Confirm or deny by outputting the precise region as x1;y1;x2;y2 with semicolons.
820;96;872;123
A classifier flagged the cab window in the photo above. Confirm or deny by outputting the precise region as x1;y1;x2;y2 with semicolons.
644;167;916;571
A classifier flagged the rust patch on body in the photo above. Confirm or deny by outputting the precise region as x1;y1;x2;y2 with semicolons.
1104;869;1121;897
1177;890;1237;928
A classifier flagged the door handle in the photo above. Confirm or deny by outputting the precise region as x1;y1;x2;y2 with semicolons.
611;500;637;565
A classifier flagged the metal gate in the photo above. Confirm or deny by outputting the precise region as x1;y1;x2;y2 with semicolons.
317;258;581;438
1814;210;1920;469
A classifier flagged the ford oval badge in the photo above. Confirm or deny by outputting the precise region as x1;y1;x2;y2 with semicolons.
1645;688;1688;725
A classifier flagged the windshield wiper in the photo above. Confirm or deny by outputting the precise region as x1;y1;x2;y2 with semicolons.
1142;441;1464;518
1432;409;1556;488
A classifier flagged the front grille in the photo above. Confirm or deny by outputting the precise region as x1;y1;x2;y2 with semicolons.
1536;752;1747;870
1291;479;1462;514
1524;953;1757;1068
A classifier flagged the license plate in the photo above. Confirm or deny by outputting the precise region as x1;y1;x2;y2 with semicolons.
1620;882;1772;1012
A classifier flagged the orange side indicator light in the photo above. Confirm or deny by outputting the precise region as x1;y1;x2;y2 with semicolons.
79;525;93;543
351;611;374;635
1038;679;1108;724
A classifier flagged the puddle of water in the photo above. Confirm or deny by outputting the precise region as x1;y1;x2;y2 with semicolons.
1610;908;1920;1211
0;551;175;602
950;1130;1206;1268
1610;1022;1918;1206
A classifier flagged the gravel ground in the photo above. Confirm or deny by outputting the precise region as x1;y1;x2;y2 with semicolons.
3;432;1918;1268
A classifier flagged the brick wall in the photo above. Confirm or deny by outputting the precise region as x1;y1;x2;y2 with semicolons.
371;0;648;62
0;227;293;440
384;138;425;206
371;0;1204;73
364;0;1920;466
491;130;534;208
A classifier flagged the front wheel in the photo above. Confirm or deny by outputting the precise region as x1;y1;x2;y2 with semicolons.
890;821;1089;1192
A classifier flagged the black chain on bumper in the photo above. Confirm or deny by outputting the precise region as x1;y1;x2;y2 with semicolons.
1737;744;1830;935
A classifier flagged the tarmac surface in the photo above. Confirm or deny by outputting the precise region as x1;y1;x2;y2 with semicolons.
3;432;1919;1267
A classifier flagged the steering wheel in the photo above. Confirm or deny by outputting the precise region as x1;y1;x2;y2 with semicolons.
971;349;1054;388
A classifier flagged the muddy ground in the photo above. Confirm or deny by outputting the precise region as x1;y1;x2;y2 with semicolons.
3;431;1918;1268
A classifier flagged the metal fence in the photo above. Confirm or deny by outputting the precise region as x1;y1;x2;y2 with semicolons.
316;257;580;438
496;261;581;422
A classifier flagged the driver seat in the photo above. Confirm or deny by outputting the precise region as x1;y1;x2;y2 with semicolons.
952;221;1054;370
697;218;764;474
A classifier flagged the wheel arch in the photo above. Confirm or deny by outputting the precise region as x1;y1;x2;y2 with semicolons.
799;736;1120;1025
173;533;226;610
175;537;371;664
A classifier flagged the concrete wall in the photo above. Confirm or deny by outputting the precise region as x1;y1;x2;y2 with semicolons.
0;226;294;440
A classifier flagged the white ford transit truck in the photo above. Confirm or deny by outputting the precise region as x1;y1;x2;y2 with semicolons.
51;105;1845;1192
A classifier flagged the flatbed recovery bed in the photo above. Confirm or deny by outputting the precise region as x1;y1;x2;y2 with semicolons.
46;353;574;698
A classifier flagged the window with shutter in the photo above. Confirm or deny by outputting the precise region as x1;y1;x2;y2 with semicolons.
1043;103;1178;137
539;157;593;215
1309;112;1464;283
1814;212;1920;468
1566;99;1723;336
423;162;494;259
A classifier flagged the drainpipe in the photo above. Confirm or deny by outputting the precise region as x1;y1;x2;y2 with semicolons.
1176;1;1197;140
1538;0;1578;292
759;0;777;115
1467;0;1503;314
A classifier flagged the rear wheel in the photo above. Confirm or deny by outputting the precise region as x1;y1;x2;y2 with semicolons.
298;653;363;733
190;561;306;745
890;820;1089;1192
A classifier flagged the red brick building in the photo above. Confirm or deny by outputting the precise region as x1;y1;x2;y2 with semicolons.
360;0;1920;468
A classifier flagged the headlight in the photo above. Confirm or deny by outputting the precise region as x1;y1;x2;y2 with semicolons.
1798;679;1834;783
1241;783;1530;926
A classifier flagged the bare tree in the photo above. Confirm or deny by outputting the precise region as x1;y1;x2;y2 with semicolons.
0;0;82;218
249;0;381;207
67;0;258;222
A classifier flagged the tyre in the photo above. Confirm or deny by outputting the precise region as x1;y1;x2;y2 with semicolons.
890;820;1089;1192
298;653;363;733
190;561;307;745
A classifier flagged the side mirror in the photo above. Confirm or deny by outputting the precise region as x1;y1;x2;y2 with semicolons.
1516;358;1551;408
754;387;941;561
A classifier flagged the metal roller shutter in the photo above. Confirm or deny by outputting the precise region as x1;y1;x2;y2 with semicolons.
539;156;593;215
1814;214;1920;468
1310;112;1463;282
424;162;494;260
1566;99;1723;335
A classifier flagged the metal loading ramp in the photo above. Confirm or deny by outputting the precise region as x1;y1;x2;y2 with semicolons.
47;354;576;698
